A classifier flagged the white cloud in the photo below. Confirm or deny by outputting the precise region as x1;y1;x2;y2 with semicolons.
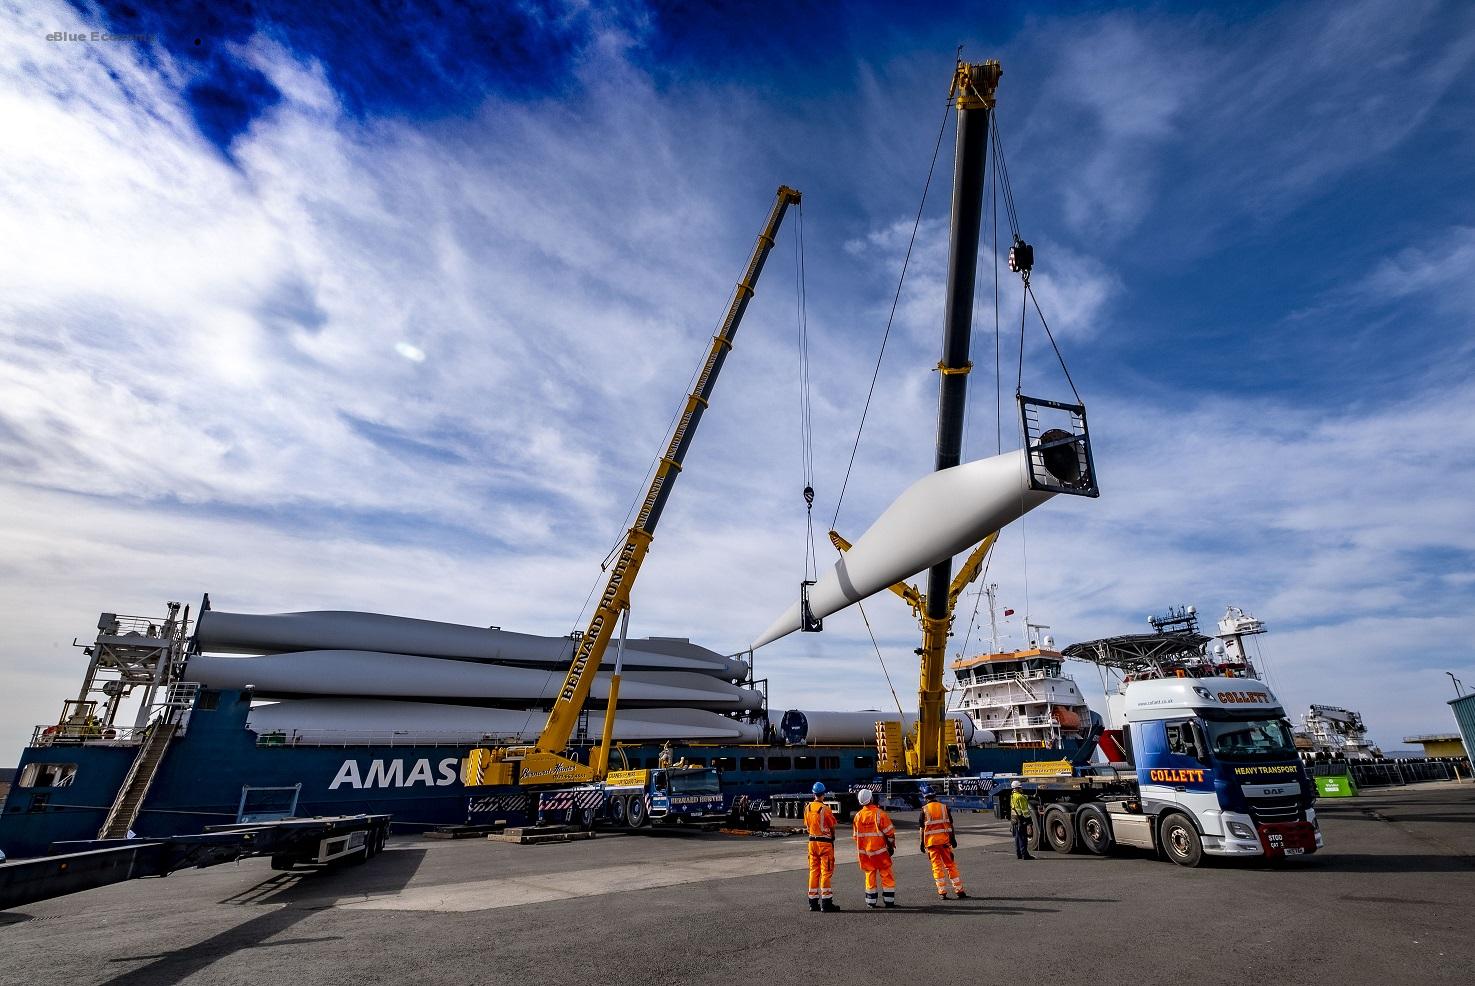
1;0;1472;765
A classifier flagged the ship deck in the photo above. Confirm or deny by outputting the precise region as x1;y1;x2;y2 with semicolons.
3;783;1472;984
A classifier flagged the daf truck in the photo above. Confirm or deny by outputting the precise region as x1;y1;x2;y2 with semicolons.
1002;676;1322;866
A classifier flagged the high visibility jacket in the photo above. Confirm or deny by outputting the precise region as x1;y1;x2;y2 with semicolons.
852;805;896;858
805;800;836;841
920;800;955;848
1010;790;1032;820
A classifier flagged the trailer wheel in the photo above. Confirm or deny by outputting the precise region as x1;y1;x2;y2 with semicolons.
269;853;297;871
1160;813;1203;868
1043;805;1077;853
627;795;649;828
1076;804;1114;856
1026;811;1048;853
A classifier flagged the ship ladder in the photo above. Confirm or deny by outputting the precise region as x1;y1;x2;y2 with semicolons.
98;721;177;839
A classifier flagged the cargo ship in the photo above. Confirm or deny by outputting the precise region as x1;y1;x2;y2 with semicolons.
0;599;1083;859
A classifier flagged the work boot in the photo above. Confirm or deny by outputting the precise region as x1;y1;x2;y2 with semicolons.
809;899;821;912
883;901;898;909
937;892;949;900
821;899;841;912
956;891;969;899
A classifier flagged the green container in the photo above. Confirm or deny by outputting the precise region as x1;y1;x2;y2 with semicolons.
1315;773;1358;797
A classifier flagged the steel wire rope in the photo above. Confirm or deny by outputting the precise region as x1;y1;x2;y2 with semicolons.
856;598;908;720
795;200;818;582
829;93;953;531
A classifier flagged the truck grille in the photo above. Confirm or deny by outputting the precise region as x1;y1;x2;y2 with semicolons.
1247;797;1302;823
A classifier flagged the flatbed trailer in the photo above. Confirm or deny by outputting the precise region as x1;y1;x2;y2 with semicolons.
0;813;391;911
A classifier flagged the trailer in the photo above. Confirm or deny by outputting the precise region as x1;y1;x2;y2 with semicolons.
470;766;731;832
0;814;391;911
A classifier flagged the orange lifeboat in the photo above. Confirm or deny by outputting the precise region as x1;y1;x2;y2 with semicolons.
1051;707;1082;730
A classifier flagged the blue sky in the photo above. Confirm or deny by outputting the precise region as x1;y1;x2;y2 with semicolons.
2;0;1474;758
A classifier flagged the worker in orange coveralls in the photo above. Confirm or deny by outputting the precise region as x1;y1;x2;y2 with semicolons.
804;782;841;912
917;785;967;899
851;788;897;908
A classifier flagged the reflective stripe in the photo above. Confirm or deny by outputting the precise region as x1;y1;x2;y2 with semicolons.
805;801;836;838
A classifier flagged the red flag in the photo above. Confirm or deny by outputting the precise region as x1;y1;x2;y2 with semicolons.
1003;608;1015;616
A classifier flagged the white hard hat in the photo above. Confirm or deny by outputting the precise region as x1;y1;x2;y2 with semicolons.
1011;780;1022;789
857;788;874;805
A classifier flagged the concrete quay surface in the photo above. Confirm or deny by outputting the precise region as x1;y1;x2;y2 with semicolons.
2;782;1472;985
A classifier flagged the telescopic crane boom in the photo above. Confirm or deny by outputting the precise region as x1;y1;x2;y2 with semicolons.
465;185;802;789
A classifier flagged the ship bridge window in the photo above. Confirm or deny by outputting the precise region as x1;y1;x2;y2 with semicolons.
198;690;221;711
853;755;875;770
740;756;764;772
819;756;840;770
767;757;792;771
18;763;77;788
712;757;737;771
795;755;816;770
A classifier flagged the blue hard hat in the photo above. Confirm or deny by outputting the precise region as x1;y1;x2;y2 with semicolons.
812;782;826;795
919;784;934;797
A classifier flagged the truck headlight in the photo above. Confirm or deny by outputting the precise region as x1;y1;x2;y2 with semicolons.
1227;821;1255;839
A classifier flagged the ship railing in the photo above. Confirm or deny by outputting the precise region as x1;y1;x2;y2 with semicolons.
961;669;1052;686
97;614;176;639
251;727;527;748
30;723;148;747
978;714;1058;728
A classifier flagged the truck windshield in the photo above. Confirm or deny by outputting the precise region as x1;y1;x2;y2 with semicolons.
1204;718;1297;760
667;769;720;795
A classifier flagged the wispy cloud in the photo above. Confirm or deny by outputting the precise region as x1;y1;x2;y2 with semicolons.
1;0;1473;760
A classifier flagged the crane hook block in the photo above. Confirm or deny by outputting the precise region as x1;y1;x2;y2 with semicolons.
803;485;815;507
1008;236;1034;275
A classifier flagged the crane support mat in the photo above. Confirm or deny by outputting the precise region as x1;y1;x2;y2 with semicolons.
0;814;392;911
426;823;508;839
489;826;597;845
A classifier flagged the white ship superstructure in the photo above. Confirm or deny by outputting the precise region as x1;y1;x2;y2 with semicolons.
949;591;1091;748
950;644;1092;748
1298;704;1381;759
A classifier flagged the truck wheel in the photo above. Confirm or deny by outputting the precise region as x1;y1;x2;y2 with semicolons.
610;795;628;827
577;806;597;831
627;795;649;828
1043;805;1077;853
269;854;297;871
1027;812;1048;853
1075;804;1114;856
1160;814;1203;867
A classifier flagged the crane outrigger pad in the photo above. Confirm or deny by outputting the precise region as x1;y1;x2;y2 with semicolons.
1018;394;1099;498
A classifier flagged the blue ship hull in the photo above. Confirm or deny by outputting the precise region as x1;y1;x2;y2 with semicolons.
0;689;1067;859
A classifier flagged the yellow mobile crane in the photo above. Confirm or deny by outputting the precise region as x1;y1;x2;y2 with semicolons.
464;185;801;794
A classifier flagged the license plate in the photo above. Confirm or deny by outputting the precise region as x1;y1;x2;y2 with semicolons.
1282;847;1304;856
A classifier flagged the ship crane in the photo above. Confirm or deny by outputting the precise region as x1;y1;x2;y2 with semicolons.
464;185;802;790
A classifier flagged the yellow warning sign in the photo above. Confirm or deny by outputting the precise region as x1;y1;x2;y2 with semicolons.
1021;759;1073;777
